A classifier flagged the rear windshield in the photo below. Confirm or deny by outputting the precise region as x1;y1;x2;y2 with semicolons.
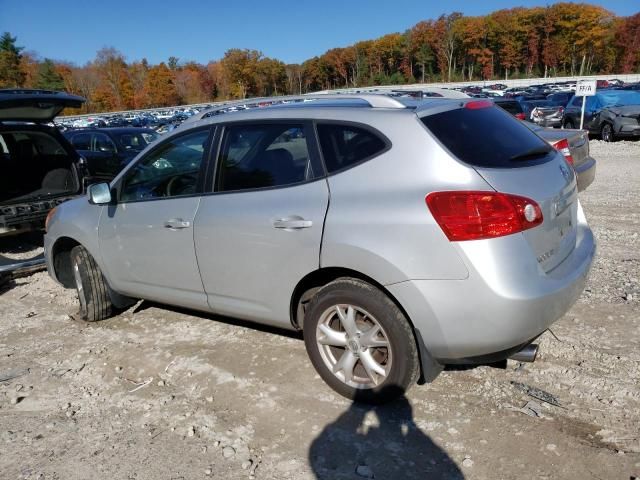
421;105;554;168
494;100;523;115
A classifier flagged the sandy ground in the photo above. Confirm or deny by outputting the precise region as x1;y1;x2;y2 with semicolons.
1;140;639;480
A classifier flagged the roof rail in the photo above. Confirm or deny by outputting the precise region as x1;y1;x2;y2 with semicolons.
182;93;406;125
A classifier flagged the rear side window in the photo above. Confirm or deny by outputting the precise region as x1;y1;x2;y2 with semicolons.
217;124;310;192
421;106;553;168
316;124;387;173
70;133;91;150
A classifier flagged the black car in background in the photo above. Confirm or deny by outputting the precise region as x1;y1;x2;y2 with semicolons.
492;97;526;120
562;90;640;141
64;127;159;181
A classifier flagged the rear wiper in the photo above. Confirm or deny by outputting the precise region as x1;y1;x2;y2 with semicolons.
509;146;551;162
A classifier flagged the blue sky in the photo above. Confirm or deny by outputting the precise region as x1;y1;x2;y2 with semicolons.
1;0;637;65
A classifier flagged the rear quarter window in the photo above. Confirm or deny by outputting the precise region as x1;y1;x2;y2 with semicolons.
316;123;388;173
421;105;554;168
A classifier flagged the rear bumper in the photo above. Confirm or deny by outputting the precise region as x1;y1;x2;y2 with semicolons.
616;124;640;136
534;118;562;128
388;202;595;360
574;155;596;192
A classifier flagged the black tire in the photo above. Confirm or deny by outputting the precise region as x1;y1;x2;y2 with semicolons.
303;278;420;404
563;119;575;129
601;123;614;142
69;245;113;321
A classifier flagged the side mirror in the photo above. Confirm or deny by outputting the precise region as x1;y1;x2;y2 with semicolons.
88;182;112;205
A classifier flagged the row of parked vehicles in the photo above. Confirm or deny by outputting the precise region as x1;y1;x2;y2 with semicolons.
492;87;640;141
1;87;598;404
56;107;204;131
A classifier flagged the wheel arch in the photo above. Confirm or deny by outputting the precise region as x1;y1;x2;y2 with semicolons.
50;235;135;309
50;236;81;288
290;267;442;384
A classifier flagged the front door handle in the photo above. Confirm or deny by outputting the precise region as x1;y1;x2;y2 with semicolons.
273;218;313;229
164;218;191;229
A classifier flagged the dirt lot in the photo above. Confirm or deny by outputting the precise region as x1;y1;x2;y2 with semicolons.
1;140;639;480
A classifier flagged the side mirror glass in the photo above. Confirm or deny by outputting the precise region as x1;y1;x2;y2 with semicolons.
88;182;112;205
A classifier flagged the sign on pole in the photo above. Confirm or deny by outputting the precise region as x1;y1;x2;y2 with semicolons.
575;79;597;130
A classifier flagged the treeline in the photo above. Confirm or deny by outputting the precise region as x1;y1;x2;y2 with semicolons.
1;3;639;113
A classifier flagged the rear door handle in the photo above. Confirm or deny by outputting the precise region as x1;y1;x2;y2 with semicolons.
164;218;191;229
273;218;313;229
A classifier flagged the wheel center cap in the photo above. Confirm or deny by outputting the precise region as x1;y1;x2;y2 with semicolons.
348;339;360;354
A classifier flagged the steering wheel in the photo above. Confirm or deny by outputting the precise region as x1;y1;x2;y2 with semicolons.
165;174;195;197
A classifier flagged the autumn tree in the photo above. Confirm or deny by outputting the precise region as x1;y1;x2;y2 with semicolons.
143;62;179;107
614;13;640;72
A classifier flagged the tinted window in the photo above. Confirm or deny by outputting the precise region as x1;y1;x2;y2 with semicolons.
217;124;309;192
71;133;91;150
92;133;117;153
120;129;209;202
421;105;553;168
494;100;523;115
316;124;386;173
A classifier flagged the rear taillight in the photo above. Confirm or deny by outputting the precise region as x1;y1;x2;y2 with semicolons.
551;138;574;165
425;191;543;241
515;113;526;120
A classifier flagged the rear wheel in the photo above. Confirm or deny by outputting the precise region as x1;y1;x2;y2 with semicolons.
601;123;614;142
70;245;113;321
563;119;575;129
303;279;420;404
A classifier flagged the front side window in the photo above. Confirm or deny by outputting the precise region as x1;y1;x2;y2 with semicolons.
216;124;310;192
92;133;117;153
316;123;387;173
120;129;209;202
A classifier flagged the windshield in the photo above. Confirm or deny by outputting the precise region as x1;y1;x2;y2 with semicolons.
598;91;640;107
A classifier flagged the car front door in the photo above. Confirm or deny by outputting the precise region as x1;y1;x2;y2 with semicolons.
99;127;213;310
90;132;121;179
194;122;329;328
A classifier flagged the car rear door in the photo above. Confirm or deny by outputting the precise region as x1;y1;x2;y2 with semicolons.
98;127;213;310
194;121;329;329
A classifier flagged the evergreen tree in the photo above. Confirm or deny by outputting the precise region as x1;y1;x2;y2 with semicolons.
35;58;65;90
0;32;26;87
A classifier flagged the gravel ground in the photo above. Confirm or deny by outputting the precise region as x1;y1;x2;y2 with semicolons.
1;140;639;480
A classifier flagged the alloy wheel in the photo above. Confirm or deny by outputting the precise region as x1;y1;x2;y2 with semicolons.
315;304;392;389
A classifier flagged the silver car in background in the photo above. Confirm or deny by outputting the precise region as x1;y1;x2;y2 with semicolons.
44;94;595;403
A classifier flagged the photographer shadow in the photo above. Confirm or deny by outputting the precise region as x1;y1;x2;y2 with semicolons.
309;386;464;479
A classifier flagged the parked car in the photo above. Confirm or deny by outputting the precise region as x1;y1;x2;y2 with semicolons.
44;94;595;403
522;99;566;128
493;97;526;119
0;89;87;275
562;90;640;141
64;127;159;182
523;121;596;191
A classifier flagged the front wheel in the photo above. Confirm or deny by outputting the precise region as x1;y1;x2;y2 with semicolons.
563;119;575;129
70;245;113;321
601;123;614;142
303;279;420;404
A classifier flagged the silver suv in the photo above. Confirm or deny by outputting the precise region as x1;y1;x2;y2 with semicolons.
44;94;595;403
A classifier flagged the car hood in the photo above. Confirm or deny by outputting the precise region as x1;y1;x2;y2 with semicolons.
605;105;640;117
0;89;85;122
